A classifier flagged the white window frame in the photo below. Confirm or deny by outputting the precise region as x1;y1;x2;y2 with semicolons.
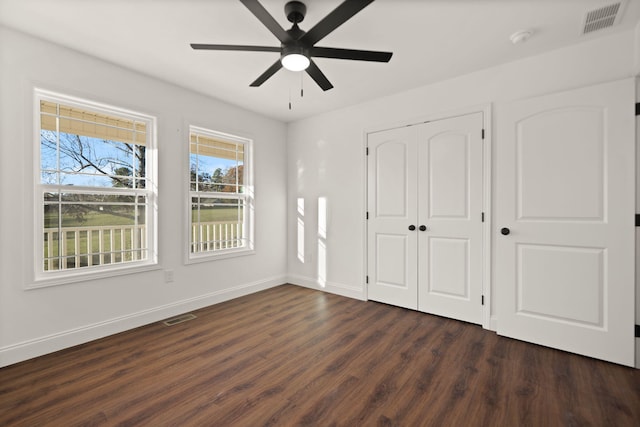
186;125;254;263
31;89;158;288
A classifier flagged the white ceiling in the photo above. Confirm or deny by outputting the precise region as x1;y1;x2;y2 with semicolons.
1;0;638;122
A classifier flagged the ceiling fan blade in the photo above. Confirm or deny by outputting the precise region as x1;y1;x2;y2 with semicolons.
301;0;375;46
191;44;280;53
239;0;292;44
306;60;333;91
250;60;283;87
311;47;392;62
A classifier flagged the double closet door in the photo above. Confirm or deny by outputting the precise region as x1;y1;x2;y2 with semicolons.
367;112;484;325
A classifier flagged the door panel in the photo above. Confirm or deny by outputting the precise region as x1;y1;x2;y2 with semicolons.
516;244;604;326
418;113;484;324
496;79;635;366
367;126;418;309
429;132;469;218
375;234;409;288
376;142;409;217
517;107;604;221
428;237;469;298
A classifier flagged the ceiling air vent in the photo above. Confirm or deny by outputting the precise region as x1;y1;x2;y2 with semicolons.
582;2;624;34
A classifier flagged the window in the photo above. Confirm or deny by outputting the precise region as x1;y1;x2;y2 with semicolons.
35;89;157;283
189;126;253;260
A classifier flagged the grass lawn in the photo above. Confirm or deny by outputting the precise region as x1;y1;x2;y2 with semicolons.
193;207;243;223
45;206;241;227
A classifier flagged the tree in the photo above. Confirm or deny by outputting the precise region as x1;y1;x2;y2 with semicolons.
222;165;243;193
111;166;133;188
212;168;224;192
191;165;212;191
190;166;229;193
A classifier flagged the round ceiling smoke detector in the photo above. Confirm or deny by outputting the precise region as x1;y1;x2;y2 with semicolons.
510;30;533;44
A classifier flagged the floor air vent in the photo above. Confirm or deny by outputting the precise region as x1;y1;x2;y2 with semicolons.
582;2;623;34
163;313;197;326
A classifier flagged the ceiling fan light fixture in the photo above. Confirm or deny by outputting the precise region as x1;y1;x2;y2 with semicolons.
281;52;310;71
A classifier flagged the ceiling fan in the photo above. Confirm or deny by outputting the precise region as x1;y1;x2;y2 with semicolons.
190;0;393;91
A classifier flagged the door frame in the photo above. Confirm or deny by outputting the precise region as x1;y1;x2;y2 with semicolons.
363;104;493;330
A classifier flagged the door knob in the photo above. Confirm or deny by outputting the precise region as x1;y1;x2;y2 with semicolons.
419;225;427;231
408;225;416;231
501;227;510;235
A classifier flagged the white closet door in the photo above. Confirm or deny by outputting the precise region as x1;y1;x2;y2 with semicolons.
496;79;635;366
417;113;484;324
367;126;419;309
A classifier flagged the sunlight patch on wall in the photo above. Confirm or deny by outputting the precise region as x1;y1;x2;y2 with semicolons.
297;197;305;263
317;196;327;287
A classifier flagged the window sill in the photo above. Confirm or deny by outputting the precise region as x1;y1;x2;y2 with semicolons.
186;247;255;265
27;261;161;290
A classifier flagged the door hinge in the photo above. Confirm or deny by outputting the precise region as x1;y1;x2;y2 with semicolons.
481;129;485;139
481;212;485;222
366;276;369;284
636;102;640;116
636;324;640;338
481;295;485;306
366;211;369;220
366;147;369;155
636;214;640;227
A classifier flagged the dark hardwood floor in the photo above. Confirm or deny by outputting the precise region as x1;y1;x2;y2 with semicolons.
1;284;639;426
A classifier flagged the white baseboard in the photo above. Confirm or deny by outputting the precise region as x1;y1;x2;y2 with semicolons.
0;276;285;368
287;274;365;301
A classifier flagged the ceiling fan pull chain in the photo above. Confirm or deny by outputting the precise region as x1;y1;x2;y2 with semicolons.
289;87;292;110
300;72;304;98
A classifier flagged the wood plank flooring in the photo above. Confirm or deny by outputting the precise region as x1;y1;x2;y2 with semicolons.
1;284;639;426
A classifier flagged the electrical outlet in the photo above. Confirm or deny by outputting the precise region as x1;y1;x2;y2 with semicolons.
164;269;174;283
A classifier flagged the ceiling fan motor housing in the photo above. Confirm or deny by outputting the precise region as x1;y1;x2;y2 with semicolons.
285;1;306;24
282;18;308;61
281;44;309;59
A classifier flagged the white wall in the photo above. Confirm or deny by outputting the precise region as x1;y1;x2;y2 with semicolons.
635;21;640;75
286;30;638;325
0;26;288;367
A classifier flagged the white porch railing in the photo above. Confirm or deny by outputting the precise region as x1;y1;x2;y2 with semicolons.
44;221;242;271
43;224;146;271
191;221;243;253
